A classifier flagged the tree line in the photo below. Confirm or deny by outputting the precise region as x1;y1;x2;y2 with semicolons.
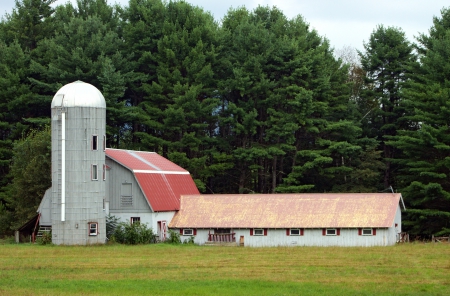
0;0;449;238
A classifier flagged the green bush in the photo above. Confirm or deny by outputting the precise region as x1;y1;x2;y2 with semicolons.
36;231;52;245
106;214;120;240
165;230;181;244
183;235;195;245
113;222;156;245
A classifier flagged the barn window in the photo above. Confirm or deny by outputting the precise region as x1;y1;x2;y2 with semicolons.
131;217;140;225
362;228;372;235
103;135;106;151
254;229;264;236
289;229;303;236
102;164;106;181
91;164;98;180
121;183;132;207
183;229;194;236
326;228;337;236
92;135;98;150
88;222;98;236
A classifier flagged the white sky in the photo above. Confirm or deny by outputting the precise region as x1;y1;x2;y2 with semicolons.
0;0;448;51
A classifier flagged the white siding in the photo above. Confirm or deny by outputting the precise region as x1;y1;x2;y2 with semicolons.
176;227;398;247
112;211;175;235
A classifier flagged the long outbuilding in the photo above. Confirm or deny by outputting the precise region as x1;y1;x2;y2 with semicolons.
169;193;403;247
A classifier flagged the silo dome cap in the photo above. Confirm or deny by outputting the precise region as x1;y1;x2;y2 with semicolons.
51;81;106;108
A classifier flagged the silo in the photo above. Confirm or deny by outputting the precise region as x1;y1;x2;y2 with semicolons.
51;81;106;245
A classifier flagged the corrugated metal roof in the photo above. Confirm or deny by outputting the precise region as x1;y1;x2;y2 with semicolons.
169;193;402;228
106;149;199;212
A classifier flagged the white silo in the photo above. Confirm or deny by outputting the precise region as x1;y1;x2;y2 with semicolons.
51;81;106;245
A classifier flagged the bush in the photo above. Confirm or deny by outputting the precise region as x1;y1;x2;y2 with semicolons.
183;235;195;245
165;229;181;244
106;214;120;240
113;222;156;245
36;231;52;245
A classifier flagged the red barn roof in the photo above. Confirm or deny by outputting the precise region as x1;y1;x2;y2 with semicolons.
169;193;402;228
105;149;199;211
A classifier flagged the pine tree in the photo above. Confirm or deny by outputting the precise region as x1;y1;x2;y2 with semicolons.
387;8;450;237
358;25;415;188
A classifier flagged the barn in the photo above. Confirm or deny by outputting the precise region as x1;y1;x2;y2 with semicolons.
169;193;403;247
32;81;199;245
104;148;199;241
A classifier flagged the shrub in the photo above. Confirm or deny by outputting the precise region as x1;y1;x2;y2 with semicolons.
36;231;52;245
106;214;120;240
165;230;181;244
113;222;156;245
183;235;195;244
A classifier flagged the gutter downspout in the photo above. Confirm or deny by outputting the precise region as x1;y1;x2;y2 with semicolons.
61;111;65;222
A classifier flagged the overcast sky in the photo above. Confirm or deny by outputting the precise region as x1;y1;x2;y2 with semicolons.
1;0;448;51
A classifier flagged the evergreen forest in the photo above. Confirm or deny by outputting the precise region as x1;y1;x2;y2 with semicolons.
0;0;449;239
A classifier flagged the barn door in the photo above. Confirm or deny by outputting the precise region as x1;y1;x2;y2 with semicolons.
158;221;167;242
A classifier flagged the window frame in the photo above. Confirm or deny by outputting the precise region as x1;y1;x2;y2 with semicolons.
326;228;337;236
88;222;98;236
253;229;264;236
102;164;106;181
91;164;98;180
92;135;98;151
131;217;141;225
103;135;106;151
362;228;373;236
183;229;194;236
290;229;301;236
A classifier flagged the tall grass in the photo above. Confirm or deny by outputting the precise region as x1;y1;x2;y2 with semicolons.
0;243;449;295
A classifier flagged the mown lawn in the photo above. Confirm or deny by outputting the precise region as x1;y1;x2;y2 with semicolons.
0;243;449;295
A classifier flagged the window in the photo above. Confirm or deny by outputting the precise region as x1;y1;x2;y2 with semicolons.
254;229;264;236
91;164;98;180
89;222;98;236
92;135;98;150
121;183;132;207
289;229;303;236
183;229;194;235
102;164;106;181
359;228;376;236
362;228;373;236
103;135;106;151
326;228;337;236
131;217;140;225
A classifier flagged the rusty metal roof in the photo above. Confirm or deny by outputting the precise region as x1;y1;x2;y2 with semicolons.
169;193;401;228
105;149;187;172
106;149;199;212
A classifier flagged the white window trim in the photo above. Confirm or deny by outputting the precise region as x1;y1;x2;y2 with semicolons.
183;229;194;236
89;222;98;236
92;164;98;180
92;135;98;151
326;228;337;236
131;217;140;225
254;229;264;236
290;229;301;236
362;228;373;236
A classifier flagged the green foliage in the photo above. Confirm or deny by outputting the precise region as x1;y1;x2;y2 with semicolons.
3;127;51;231
36;231;52;245
105;214;119;240
358;25;415;188
113;221;156;245
165;229;181;244
386;8;450;236
183;235;195;245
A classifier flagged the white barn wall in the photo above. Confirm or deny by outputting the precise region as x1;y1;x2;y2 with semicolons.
112;211;175;232
178;227;398;247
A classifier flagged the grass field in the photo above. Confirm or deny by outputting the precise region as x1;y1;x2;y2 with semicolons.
0;242;449;295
